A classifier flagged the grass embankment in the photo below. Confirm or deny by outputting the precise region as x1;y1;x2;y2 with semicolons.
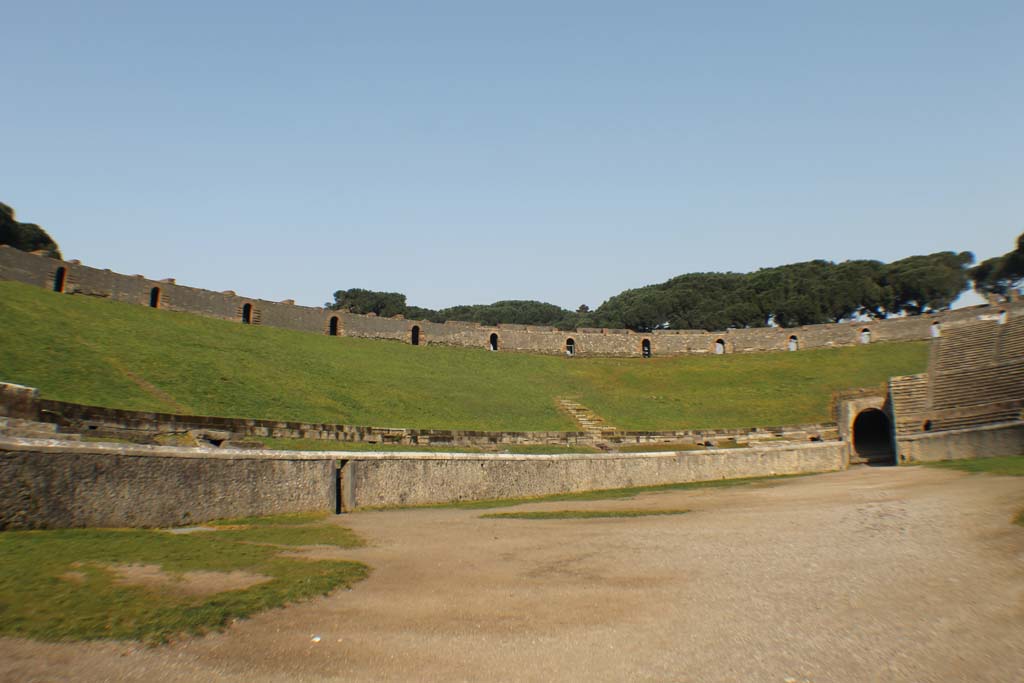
368;472;813;510
0;280;928;431
481;509;689;520
0;513;367;642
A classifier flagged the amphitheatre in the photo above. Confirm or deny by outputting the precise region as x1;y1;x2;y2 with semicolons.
1;244;1023;681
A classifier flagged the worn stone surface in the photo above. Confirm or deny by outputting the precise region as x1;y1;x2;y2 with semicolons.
0;383;39;420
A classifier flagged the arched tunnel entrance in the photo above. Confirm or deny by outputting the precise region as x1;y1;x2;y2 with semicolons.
852;409;896;466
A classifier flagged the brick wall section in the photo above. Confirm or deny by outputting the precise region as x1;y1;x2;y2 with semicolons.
0;440;334;529
4;245;1021;357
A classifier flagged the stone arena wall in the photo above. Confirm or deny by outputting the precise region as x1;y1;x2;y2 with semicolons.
0;440;335;530
0;438;845;529
346;441;846;508
894;421;1024;463
3;245;1019;357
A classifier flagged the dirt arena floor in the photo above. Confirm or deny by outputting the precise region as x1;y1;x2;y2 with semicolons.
2;466;1023;682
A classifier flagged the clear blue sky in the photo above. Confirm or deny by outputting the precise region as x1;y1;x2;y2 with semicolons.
3;1;1021;310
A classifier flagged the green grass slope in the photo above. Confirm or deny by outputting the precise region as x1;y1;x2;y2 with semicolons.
0;281;928;431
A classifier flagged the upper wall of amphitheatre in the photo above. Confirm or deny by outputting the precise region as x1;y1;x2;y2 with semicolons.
2;245;1021;358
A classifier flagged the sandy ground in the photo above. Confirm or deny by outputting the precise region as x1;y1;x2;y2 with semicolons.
2;466;1023;683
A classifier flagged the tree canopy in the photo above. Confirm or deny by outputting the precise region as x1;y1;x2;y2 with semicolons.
586;252;974;331
970;232;1024;297
326;288;408;317
0;203;61;259
326;248;978;332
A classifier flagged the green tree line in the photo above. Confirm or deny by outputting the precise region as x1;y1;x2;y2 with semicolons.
329;247;1012;331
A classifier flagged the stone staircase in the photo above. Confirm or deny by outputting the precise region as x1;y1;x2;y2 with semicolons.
892;313;1024;436
0;417;81;441
556;399;614;449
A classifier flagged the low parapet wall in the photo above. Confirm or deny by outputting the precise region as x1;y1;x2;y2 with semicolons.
895;421;1024;463
0;438;847;529
3;245;1018;358
0;439;335;530
346;441;847;508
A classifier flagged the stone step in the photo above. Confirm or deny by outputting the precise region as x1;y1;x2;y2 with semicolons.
0;417;57;434
0;417;81;441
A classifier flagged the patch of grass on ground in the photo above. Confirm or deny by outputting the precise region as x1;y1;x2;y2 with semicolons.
0;514;367;643
922;455;1024;476
0;280;927;431
480;509;690;520
367;472;814;510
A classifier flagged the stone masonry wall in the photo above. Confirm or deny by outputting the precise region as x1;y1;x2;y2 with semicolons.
0;437;845;528
0;440;335;529
3;245;1020;357
348;441;846;507
894;421;1024;463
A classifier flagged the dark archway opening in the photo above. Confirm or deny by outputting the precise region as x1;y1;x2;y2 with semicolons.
53;267;66;293
489;333;498;351
329;316;339;336
565;338;575;356
242;303;252;325
149;287;161;308
641;339;651;358
411;325;420;346
852;409;895;466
